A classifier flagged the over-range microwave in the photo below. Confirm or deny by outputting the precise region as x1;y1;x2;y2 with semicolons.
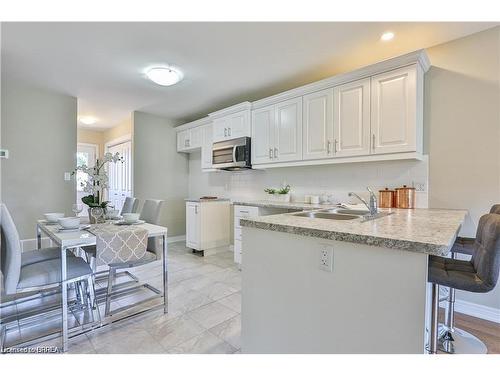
212;137;251;171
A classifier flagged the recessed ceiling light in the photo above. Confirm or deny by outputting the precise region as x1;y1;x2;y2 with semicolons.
79;116;97;125
381;32;395;41
146;67;183;86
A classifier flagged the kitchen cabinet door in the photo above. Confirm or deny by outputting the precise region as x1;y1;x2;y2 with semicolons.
302;88;334;160
177;130;189;152
227;110;250;139
333;78;371;157
371;65;417;154
189;126;203;149
251;105;275;165
274;97;303;162
212;117;229;143
186;202;201;250
201;124;213;169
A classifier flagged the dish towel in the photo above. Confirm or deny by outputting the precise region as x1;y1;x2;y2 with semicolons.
88;223;148;266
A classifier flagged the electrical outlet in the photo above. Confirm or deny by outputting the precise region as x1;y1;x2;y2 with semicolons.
412;181;426;192
319;246;333;272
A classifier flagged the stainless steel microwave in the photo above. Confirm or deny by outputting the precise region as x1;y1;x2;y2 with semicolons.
212;137;251;171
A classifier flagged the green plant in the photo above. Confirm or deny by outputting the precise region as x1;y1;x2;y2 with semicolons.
264;185;291;195
277;185;291;194
81;195;109;209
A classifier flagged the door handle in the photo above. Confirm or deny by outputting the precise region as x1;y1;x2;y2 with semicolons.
274;148;278;159
327;140;331;154
269;148;273;159
334;139;338;154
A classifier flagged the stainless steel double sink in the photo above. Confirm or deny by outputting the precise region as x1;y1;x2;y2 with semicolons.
292;208;392;222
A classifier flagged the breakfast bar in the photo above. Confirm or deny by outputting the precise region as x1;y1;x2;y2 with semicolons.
239;208;467;354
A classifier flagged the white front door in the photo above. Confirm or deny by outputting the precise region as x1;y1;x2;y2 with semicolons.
107;140;132;212
76;143;97;213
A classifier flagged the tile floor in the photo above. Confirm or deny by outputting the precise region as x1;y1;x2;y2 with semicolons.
3;242;241;354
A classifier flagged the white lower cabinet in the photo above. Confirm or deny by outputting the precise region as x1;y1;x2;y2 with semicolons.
186;201;230;252
233;205;259;265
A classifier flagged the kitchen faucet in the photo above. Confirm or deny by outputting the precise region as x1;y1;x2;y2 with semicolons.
348;187;378;216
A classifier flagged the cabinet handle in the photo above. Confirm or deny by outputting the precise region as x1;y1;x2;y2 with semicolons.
224;128;227;137
372;134;375;150
269;148;273;159
274;148;278;159
327;140;331;154
187;139;190;147
228;127;231;137
184;140;188;147
334;139;338;154
195;206;198;214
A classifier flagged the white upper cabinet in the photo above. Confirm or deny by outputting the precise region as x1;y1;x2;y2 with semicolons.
251;105;275;164
274;97;303;162
251;97;302;165
370;65;418;155
177;130;190;152
176;122;205;152
302;88;334;160
333;78;371;157
212;108;251;143
201;124;213;170
189;126;203;149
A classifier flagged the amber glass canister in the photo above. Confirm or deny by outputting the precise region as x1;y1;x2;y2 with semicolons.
379;188;396;208
395;185;416;209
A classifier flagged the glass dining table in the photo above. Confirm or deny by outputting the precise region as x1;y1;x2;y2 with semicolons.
36;219;168;352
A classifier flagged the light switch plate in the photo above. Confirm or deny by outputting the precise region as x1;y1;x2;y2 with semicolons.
0;149;9;159
64;172;71;181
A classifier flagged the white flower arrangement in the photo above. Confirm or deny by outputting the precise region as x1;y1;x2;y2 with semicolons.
73;152;123;206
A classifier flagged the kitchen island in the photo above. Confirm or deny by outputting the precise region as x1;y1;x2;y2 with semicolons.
239;208;467;353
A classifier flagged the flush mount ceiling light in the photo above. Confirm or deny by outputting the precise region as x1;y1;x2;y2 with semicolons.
79;116;97;125
380;31;395;41
146;67;183;86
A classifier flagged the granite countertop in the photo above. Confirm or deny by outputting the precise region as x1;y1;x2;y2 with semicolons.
185;198;231;203
239;208;468;256
232;200;338;210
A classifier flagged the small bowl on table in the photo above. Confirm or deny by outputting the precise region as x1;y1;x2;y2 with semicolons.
44;213;65;223
58;217;81;229
106;209;120;220
122;213;140;224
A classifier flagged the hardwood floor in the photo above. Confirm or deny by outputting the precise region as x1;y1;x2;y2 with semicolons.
439;308;500;354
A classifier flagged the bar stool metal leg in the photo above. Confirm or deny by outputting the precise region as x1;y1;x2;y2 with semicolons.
104;267;116;317
429;283;439;354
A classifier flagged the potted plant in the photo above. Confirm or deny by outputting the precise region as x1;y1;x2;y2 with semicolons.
73;152;123;223
264;185;291;203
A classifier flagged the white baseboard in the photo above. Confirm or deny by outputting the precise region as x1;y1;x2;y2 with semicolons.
440;298;500;324
21;234;186;252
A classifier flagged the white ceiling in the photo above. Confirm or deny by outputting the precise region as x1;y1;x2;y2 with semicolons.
1;22;497;130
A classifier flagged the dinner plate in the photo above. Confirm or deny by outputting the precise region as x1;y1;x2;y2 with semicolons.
57;224;91;232
115;220;146;226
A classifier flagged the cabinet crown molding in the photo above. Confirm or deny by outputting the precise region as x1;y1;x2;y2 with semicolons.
208;101;252;119
252;49;430;109
175;116;212;132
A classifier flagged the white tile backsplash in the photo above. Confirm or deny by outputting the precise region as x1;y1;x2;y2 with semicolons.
188;154;429;208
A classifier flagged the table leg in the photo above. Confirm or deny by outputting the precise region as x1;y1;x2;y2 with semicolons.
60;245;69;353
162;234;168;314
37;224;42;249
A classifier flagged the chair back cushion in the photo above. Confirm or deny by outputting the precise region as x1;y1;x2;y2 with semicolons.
0;204;22;294
139;199;164;225
490;204;500;215
121;197;139;215
471;213;500;292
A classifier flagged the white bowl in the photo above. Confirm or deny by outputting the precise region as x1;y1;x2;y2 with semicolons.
44;213;65;223
122;213;140;223
58;217;81;229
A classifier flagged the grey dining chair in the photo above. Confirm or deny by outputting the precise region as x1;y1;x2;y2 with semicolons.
121;197;139;215
0;204;99;348
103;199;165;316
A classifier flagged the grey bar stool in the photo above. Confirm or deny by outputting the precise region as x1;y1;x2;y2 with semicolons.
439;204;500;353
428;213;500;354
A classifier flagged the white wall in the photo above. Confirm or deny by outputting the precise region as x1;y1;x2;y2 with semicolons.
133;111;188;236
1;79;77;239
425;27;500;310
